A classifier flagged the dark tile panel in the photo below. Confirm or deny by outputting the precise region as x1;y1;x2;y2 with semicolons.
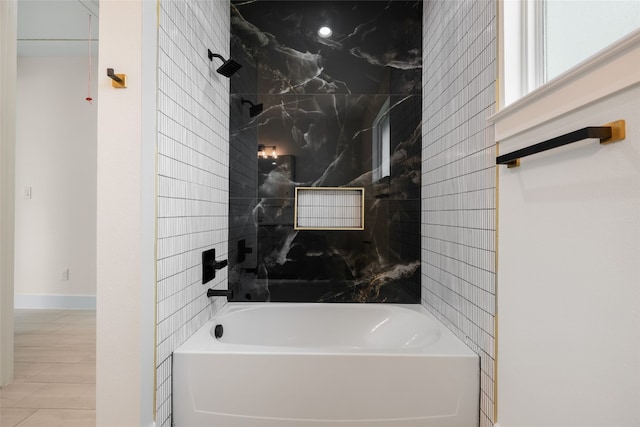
228;0;422;303
231;1;422;95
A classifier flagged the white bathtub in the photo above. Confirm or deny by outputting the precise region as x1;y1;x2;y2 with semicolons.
173;303;479;427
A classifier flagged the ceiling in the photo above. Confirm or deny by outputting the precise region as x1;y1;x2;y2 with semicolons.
18;0;99;56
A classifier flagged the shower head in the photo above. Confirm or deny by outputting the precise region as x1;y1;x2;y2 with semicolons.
207;49;242;77
241;98;264;117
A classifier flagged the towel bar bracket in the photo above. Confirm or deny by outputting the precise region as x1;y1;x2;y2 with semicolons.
106;68;127;88
506;159;520;168
600;120;626;145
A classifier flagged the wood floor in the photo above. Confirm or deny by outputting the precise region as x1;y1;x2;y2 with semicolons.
0;309;96;427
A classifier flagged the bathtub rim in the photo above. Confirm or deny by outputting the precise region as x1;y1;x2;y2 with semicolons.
174;303;478;357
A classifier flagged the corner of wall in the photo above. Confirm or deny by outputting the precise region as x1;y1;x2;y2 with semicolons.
421;1;497;426
0;0;17;388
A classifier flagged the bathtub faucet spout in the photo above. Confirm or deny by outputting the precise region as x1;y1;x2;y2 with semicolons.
207;288;233;298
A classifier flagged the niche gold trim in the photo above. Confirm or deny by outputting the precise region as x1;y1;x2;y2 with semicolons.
294;187;365;231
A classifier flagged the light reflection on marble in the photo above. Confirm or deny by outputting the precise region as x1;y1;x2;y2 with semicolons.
229;0;422;303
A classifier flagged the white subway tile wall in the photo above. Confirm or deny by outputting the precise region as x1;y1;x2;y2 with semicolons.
156;1;230;426
422;1;496;427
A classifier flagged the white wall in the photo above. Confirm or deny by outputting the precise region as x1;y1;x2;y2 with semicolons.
95;0;229;424
0;0;17;387
96;0;156;426
421;1;497;426
155;1;230;425
495;64;640;427
14;56;97;308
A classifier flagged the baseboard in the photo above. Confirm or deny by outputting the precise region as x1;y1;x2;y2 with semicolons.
14;294;96;310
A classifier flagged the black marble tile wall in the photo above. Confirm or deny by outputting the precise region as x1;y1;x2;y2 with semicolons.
228;0;422;303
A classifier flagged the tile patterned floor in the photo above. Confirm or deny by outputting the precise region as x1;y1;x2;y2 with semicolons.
1;309;96;427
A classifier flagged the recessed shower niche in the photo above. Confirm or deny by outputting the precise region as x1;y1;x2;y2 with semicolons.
228;0;422;303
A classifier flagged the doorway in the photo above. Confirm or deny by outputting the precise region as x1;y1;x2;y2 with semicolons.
0;0;98;420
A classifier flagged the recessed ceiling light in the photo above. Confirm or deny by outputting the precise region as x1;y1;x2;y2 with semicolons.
318;26;333;38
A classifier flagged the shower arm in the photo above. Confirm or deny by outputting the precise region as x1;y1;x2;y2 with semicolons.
207;50;225;63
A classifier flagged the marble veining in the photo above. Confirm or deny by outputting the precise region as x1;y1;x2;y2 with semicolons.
228;0;422;303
